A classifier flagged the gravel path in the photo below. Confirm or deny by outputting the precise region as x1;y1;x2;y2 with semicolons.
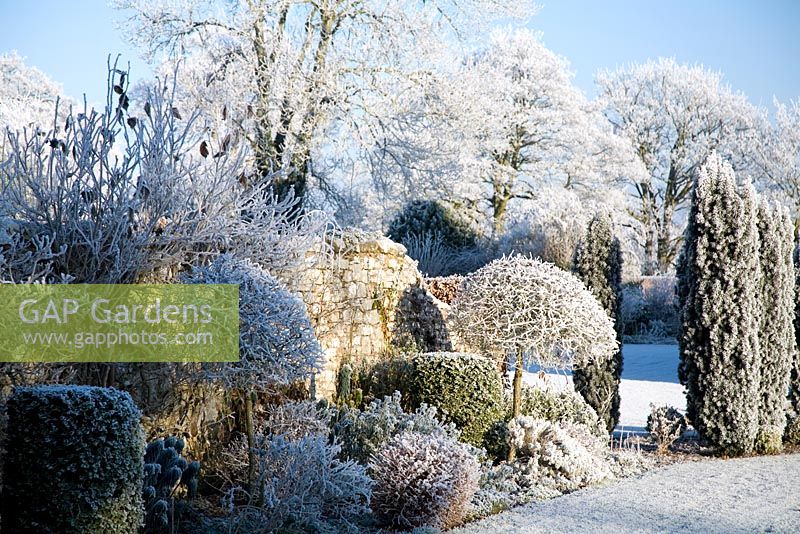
455;454;800;533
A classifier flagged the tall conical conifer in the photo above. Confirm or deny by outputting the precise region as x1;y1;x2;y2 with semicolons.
573;213;623;432
677;153;761;456
755;199;796;453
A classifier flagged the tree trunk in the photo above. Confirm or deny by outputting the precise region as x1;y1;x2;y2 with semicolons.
244;390;256;495
508;349;524;461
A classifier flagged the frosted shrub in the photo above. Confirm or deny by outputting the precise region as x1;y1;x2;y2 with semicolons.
181;255;323;390
1;386;144;533
222;435;371;533
333;392;458;464
646;404;687;454
0;66;328;284
507;416;612;490
388;200;484;277
520;386;606;437
264;400;333;441
403;352;504;447
755;198;795;454
369;432;480;530
573;213;624;432
388;199;479;250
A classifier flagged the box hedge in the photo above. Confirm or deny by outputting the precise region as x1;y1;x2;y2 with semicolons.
1;385;144;533
402;352;504;447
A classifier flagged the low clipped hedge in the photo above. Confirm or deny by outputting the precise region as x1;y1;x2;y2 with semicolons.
1;385;145;533
403;352;504;447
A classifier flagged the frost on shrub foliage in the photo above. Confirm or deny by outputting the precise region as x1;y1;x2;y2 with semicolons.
403;352;504;447
572;213;624;432
222;435;372;533
333;392;459;465
646;404;687;454
450;256;617;442
0;67;328;285
472;415;617;518
388;199;479;251
483;385;606;462
507;416;612;489
1;385;144;533
755;198;795;454
369;431;480;530
181;254;323;390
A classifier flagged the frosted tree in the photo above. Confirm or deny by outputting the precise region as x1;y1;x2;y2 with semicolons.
572;213;623;432
182;254;323;484
790;245;800;437
755;198;796;453
677;153;761;456
753;99;800;217
449;256;617;457
0;52;67;135
114;0;531;213
597;59;766;274
446;29;643;235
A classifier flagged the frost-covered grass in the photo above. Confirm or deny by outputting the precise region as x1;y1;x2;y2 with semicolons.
455;453;800;533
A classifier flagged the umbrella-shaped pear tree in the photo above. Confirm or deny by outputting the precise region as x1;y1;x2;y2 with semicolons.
182;254;324;485
450;256;617;457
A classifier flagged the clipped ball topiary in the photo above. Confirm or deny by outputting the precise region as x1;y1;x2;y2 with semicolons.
1;385;145;533
403;352;504;447
369;431;480;530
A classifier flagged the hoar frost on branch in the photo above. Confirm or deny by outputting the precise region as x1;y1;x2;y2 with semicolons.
451;256;617;370
441;29;644;236
113;0;535;215
754;99;800;217
181;254;323;391
597;58;766;274
0;63;329;283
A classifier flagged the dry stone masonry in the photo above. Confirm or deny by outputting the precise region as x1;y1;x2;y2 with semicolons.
278;232;451;398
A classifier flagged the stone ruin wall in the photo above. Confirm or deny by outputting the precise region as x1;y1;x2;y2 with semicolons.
278;234;452;399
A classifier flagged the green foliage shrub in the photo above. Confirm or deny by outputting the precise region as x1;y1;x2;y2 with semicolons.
387;199;479;250
403;352;504;447
1;385;144;533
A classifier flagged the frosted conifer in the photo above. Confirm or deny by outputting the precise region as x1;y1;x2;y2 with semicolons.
677;153;761;456
788;245;800;433
755;199;796;453
572;213;623;432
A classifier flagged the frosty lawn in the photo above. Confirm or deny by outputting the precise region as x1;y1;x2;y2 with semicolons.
526;344;684;431
454;453;800;533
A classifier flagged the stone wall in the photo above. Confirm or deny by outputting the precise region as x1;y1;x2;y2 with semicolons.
278;233;451;399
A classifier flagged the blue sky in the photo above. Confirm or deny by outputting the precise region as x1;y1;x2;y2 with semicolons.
0;1;798;110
